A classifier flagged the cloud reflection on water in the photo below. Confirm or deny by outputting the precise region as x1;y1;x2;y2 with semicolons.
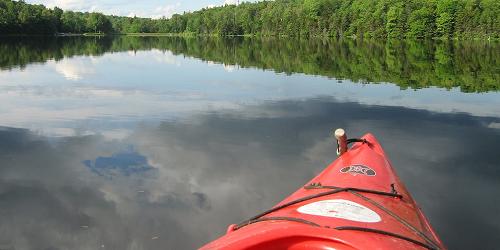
0;98;498;250
1;47;500;141
54;57;96;80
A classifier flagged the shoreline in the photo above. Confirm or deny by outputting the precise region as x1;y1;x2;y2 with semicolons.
0;33;498;41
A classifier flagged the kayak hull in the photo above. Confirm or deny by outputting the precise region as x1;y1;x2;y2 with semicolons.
200;133;445;250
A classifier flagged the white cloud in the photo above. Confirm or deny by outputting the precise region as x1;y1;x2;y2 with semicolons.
54;58;96;80
224;0;239;5
29;0;139;16
124;3;180;19
28;0;145;16
488;122;500;129
150;3;180;19
27;0;255;17
223;64;238;72
100;129;133;140
41;0;96;11
151;50;181;66
2;86;130;98
89;5;99;12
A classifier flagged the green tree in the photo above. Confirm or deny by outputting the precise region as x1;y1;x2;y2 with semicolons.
436;0;457;38
86;12;112;33
408;7;436;38
0;0;498;39
386;4;406;39
52;6;62;30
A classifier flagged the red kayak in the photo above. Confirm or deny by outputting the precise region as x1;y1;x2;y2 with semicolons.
200;130;445;250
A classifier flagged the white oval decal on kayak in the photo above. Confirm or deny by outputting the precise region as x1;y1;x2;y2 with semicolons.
297;199;381;223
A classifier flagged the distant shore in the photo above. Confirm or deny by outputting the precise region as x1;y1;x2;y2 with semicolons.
1;33;497;42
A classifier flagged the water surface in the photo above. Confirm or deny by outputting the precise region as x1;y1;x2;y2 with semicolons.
0;36;499;250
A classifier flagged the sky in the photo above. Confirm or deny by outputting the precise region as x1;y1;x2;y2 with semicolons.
25;0;256;18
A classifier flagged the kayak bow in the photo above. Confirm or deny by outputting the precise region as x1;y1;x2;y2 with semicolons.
200;129;445;250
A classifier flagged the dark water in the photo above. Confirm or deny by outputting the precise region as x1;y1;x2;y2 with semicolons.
0;36;499;250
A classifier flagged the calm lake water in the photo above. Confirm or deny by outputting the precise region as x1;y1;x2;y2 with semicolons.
0;36;499;250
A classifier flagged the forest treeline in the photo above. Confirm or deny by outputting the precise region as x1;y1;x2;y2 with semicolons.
1;0;499;39
1;36;498;92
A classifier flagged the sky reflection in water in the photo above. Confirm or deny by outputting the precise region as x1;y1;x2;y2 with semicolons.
0;37;499;250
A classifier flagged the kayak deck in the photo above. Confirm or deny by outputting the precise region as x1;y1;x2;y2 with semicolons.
200;133;445;250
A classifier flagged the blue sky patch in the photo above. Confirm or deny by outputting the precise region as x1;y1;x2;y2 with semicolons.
83;148;155;179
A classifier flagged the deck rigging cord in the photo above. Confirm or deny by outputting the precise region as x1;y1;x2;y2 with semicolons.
335;226;438;250
348;190;441;250
304;183;402;198
237;216;321;228
234;186;401;230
